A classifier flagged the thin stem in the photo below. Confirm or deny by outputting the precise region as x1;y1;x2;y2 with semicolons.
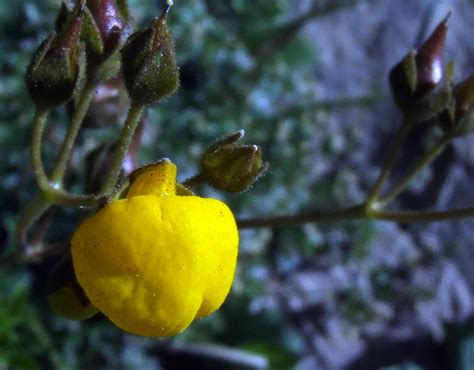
182;173;206;189
15;194;50;248
18;85;96;249
371;207;474;223
237;203;474;229
237;204;367;229
50;82;96;185
30;109;51;192
378;133;453;207
30;105;100;208
98;102;145;195
366;121;412;204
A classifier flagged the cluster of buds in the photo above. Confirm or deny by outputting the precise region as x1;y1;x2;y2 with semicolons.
389;14;474;135
26;0;179;108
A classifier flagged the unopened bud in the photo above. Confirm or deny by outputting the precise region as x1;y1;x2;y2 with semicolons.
389;16;449;111
415;15;448;95
47;255;98;320
121;6;179;104
83;0;127;57
26;5;85;108
55;2;72;33
389;51;417;109
201;130;268;193
440;74;474;136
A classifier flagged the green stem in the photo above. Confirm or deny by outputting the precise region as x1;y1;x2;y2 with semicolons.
17;85;97;248
366;121;411;205
98;102;145;195
30;109;99;207
50;82;96;184
182;173;206;189
31;109;51;192
370;207;474;223
14;194;50;248
237;204;366;229
236;203;474;229
378;133;453;207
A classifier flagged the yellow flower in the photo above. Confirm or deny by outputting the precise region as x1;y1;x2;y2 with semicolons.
71;160;238;336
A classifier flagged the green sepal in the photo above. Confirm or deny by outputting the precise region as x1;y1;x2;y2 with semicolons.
82;5;105;56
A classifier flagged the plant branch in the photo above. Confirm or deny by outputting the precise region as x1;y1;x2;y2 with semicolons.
378;133;453;207
15;194;51;248
371;207;474;223
237;204;367;229
50;81;96;185
237;203;474;229
366;121;412;204
98;102;145;195
31;108;52;192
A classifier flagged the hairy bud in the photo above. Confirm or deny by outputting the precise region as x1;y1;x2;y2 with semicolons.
121;6;179;104
26;4;85;108
201;130;268;193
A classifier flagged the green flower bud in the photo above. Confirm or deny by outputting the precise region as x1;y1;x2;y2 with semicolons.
47;255;98;320
201;130;268;193
26;4;85;108
121;6;179;104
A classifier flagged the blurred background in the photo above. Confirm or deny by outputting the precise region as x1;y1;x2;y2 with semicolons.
2;0;474;369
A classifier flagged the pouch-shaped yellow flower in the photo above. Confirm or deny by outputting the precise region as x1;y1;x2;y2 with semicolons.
71;160;238;336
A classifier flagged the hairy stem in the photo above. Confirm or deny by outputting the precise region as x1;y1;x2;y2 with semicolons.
30;109;51;192
98;102;145;195
50;82;96;185
182;173;206;189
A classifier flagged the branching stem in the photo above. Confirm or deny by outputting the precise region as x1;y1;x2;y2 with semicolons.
378;133;454;207
366;121;412;205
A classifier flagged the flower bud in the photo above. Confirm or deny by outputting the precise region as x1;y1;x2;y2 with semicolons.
415;15;448;95
83;0;127;58
388;51;417;109
47;255;98;320
200;130;268;193
26;5;85;108
440;74;474;136
55;2;72;33
121;6;179;104
389;16;448;111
